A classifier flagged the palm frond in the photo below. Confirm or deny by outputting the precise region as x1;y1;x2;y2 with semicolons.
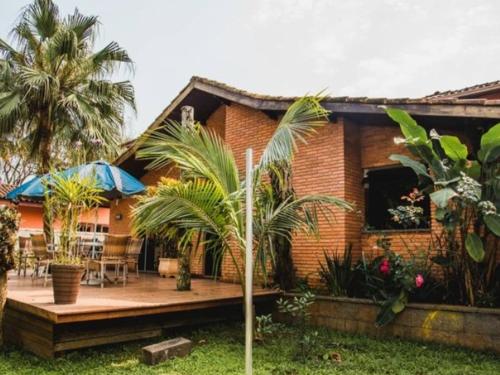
64;10;99;43
18;66;53;101
132;178;228;239
138;121;240;197
22;0;59;41
90;41;134;75
0;92;26;132
47;28;79;61
259;95;329;168
254;192;353;245
0;38;25;64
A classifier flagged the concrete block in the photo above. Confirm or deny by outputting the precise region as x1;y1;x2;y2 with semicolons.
142;337;192;365
464;313;500;336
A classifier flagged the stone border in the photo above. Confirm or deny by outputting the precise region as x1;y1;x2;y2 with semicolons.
280;294;500;354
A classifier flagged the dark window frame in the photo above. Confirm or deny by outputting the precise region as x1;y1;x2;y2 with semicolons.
363;165;431;232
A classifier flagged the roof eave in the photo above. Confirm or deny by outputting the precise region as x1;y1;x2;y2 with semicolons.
115;77;500;167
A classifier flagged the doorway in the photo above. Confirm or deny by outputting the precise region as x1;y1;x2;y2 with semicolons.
139;236;177;272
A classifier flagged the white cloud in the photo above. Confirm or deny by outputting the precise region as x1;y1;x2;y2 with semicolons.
3;0;499;135
249;0;500;98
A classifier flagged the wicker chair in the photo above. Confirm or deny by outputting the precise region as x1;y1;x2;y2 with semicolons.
30;234;53;287
17;236;34;277
87;234;129;288
125;238;144;278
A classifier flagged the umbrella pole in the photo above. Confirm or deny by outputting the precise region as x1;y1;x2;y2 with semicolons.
92;207;98;258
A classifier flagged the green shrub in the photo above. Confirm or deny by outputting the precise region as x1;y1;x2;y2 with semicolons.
385;108;500;306
318;245;356;297
356;237;429;326
0;205;19;273
254;314;283;343
277;291;317;362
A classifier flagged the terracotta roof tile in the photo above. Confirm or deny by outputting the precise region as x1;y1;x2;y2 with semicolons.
114;76;500;166
425;80;500;99
191;76;500;106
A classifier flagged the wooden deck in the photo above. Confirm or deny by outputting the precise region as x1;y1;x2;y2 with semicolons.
4;273;279;358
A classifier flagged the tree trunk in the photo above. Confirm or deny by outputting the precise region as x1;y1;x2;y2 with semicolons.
0;271;7;347
270;162;297;291
273;236;296;291
176;245;191;291
38;119;53;246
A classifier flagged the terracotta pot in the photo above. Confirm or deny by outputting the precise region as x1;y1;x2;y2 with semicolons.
51;264;84;304
158;258;178;278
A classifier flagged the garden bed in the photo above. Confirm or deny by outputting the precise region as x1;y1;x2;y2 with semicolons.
282;294;500;354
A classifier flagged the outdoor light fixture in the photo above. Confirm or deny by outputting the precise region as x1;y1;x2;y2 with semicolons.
362;169;369;189
115;213;123;221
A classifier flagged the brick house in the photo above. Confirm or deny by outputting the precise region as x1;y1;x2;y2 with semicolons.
110;77;500;284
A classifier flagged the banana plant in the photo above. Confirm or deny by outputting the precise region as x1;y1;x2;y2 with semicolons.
385;108;500;305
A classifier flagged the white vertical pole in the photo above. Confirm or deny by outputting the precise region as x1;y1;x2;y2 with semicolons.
245;148;253;375
91;207;98;258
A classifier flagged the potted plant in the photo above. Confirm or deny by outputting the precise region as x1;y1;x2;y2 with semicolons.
158;238;179;278
47;173;105;304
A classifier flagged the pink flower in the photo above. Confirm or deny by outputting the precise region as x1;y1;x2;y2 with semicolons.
379;259;390;275
415;274;424;288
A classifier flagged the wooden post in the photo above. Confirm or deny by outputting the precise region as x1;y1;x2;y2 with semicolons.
181;106;194;128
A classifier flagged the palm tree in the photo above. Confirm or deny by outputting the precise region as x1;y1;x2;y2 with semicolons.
0;0;135;240
132;97;353;292
258;98;331;290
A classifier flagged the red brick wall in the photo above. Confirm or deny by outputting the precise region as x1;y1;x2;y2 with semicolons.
191;104;228;276
361;232;433;259
221;104;277;282
112;105;433;284
220;105;366;284
343;118;365;259
206;104;226;138
360;124;412;169
113;103;483;286
290;117;364;284
109;197;135;235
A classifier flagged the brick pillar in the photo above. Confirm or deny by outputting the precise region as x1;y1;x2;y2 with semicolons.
342;117;364;259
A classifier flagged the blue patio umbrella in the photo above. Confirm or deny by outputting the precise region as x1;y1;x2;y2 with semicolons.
7;160;145;201
7;160;146;259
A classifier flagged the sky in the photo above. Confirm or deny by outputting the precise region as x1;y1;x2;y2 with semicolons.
2;0;500;137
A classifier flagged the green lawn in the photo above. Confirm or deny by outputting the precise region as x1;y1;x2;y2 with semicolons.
0;323;498;375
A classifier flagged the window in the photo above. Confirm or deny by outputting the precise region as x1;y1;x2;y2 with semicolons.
77;223;109;233
96;224;109;233
77;223;93;232
364;167;430;231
